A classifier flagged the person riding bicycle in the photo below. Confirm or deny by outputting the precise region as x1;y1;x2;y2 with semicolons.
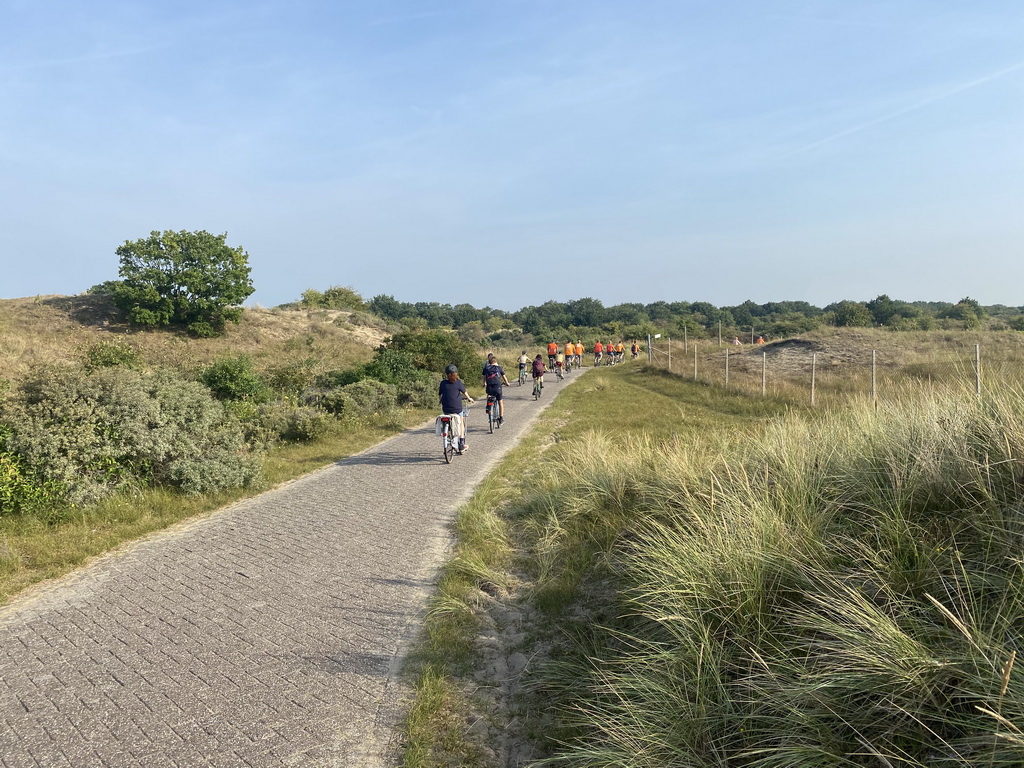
563;341;574;370
517;350;530;381
630;340;639;359
439;364;473;453
593;340;604;366
532;354;546;388
481;354;510;425
574;340;584;368
547;340;559;370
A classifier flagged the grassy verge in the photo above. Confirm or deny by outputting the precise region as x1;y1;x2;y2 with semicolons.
0;408;433;604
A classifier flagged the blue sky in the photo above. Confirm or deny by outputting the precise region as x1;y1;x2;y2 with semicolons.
2;1;1022;310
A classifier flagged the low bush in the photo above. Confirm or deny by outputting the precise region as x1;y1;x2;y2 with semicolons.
83;338;142;371
200;355;272;402
340;379;398;417
1;367;260;505
255;403;336;442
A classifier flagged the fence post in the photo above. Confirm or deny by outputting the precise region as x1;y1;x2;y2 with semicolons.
762;352;766;397
647;334;652;364
694;342;698;381
668;339;672;372
975;344;981;397
683;325;688;354
811;352;817;407
871;349;877;409
718;320;722;347
725;349;730;389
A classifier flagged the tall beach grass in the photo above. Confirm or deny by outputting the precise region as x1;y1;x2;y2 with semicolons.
528;384;1024;766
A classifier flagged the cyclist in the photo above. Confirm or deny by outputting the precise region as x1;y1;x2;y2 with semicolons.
439;364;473;453
517;350;530;383
481;354;509;425
547;340;559;370
554;350;565;379
593;340;604;366
616;341;625;362
630;340;639;359
574;340;584;368
564;341;575;371
532;354;546;390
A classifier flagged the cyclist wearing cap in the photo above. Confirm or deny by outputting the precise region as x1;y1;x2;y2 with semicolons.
439;364;473;453
481;353;510;424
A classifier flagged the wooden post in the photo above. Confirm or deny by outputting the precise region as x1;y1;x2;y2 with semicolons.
718;320;722;347
811;352;817;407
683;325;688;354
647;334;652;364
762;352;766;397
694;342;698;381
751;326;755;344
725;349;730;388
668;339;672;371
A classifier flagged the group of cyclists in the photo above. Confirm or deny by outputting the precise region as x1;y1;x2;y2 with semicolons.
439;340;643;454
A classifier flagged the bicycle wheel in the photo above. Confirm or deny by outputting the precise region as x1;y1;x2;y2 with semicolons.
443;426;454;463
487;400;495;434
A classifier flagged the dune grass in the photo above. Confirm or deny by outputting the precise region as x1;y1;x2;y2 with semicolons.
401;361;1024;766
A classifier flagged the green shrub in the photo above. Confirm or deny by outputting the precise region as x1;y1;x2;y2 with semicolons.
318;368;364;388
398;374;439;409
320;389;356;417
0;426;63;517
362;348;419;386
382;329;479;380
264;357;320;399
1;367;260;505
200;355;271;402
253;403;335;442
341;379;398;416
83;338;142;371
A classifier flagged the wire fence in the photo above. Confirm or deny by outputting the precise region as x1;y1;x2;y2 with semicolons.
645;338;1024;407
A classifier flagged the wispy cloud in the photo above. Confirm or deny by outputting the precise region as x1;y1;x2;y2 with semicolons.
781;59;1024;159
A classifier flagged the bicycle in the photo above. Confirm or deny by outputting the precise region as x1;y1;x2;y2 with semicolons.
439;414;458;463
554;361;564;381
518;365;527;386
486;394;502;433
533;375;543;400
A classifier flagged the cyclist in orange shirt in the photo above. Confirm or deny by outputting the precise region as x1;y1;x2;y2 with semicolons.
563;341;575;372
547;341;559;370
574;341;584;368
593;340;604;366
615;341;625;362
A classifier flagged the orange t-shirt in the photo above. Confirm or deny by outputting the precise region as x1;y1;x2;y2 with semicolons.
575;343;584;356
564;343;574;355
616;343;625;353
547;342;558;355
594;343;604;353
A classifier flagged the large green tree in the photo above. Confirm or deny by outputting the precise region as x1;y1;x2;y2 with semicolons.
112;230;254;336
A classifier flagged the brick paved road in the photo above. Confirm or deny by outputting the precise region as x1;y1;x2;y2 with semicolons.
0;368;586;767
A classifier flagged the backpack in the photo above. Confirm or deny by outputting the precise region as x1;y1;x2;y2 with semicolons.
484;364;502;390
